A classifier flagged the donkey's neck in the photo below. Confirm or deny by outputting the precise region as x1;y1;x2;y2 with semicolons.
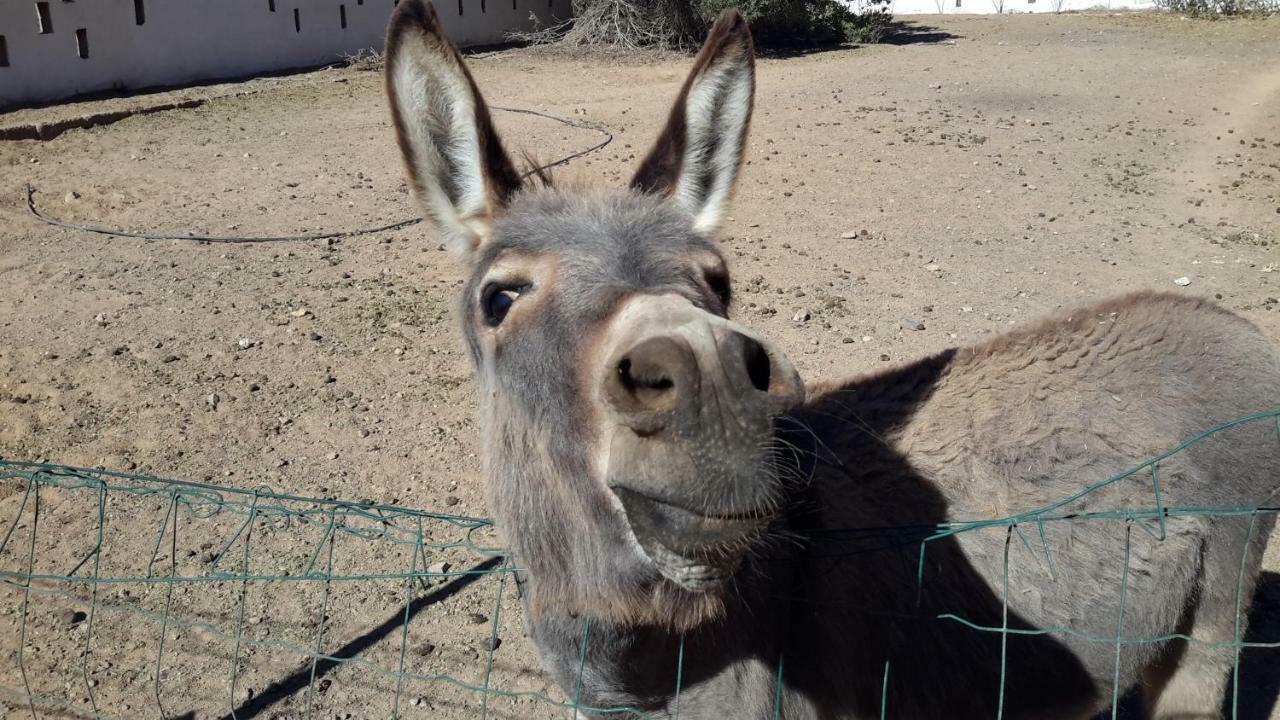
522;548;801;718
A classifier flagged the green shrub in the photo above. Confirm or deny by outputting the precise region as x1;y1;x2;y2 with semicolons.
1154;0;1278;15
698;0;893;46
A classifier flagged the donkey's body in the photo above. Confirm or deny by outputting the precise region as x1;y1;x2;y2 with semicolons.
382;3;1280;717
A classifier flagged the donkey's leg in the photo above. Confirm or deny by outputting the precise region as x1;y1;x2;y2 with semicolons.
1144;516;1270;720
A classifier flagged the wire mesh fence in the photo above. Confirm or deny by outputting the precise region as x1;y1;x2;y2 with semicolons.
2;409;1280;719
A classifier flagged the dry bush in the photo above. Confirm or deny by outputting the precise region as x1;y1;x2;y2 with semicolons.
509;0;703;49
341;48;384;72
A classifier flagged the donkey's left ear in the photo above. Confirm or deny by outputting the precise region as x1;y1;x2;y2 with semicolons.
630;10;755;235
385;0;522;258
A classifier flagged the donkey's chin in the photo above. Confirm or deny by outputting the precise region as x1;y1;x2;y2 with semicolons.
611;486;772;592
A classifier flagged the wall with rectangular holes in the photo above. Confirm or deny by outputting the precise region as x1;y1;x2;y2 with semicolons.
0;0;569;108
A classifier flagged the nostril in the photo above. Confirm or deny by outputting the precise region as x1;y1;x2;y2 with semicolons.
743;336;772;393
617;354;676;407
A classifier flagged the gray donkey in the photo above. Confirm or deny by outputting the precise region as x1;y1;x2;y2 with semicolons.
383;2;1280;717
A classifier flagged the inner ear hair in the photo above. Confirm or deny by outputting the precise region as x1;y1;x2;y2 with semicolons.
630;10;755;235
384;0;522;257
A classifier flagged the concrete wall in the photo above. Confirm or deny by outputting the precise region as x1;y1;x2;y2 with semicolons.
0;0;569;109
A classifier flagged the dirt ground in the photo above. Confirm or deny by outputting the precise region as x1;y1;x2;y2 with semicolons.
2;11;1280;720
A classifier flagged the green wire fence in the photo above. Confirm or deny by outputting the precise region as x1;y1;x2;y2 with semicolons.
2;409;1280;719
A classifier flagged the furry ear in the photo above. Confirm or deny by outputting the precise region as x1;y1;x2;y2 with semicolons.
385;0;522;258
630;10;755;235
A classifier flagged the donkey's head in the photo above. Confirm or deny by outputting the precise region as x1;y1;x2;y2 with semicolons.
386;0;803;629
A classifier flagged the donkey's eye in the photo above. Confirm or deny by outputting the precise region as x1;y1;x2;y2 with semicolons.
482;284;524;327
705;270;731;308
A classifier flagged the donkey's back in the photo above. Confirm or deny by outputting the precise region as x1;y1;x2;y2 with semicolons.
913;291;1280;513
804;292;1280;718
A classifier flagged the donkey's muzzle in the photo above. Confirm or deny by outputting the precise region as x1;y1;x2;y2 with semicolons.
598;295;803;590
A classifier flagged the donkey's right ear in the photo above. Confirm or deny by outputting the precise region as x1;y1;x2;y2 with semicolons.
385;0;522;259
630;10;754;236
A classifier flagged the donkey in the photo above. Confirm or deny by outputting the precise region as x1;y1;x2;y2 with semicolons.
383;2;1280;717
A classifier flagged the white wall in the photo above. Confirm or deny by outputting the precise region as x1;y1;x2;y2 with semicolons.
0;0;569;108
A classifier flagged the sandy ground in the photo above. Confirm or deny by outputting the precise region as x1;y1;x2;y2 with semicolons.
1;11;1279;720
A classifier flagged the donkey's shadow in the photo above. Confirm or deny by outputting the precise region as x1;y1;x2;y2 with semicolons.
1227;570;1280;719
1109;570;1280;720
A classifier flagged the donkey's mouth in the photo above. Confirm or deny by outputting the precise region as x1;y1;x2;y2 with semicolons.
612;486;770;591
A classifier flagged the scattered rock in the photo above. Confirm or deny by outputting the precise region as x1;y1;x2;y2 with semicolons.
427;561;450;575
481;637;502;652
900;318;925;331
467;613;488;625
1173;276;1192;287
161;354;180;363
237;338;257;350
444;496;460;506
792;308;811;323
290;309;310;318
61;609;88;626
206;393;220;411
413;642;436;657
64;190;80;203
